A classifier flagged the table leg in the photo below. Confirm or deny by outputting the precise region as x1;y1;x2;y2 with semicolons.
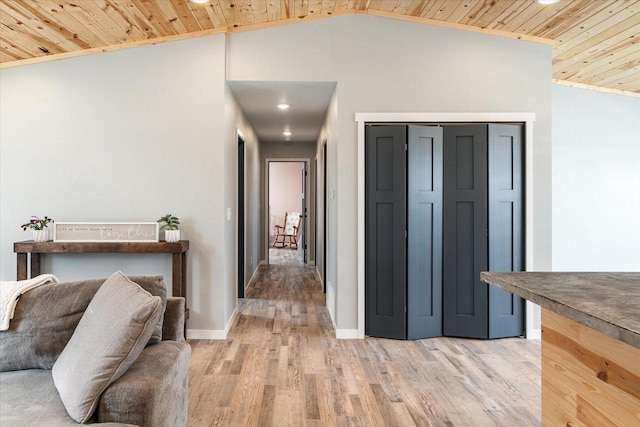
30;253;41;278
17;253;28;280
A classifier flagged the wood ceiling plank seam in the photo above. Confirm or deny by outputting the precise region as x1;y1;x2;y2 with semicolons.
37;0;115;48
60;1;131;45
236;0;256;26
111;0;163;37
321;0;337;15
457;0;500;26
356;0;372;11
496;1;545;33
129;0;179;36
0;34;35;60
187;0;217;30
71;0;137;44
219;0;243;28
101;0;148;40
580;65;640;87
535;0;617;39
526;0;595;37
425;0;463;21
0;20;56;57
151;0;189;34
392;0;411;15
0;1;82;50
251;0;270;24
14;0;97;50
404;0;431;18
556;47;640;82
445;1;484;24
553;11;640;60
169;0;206;32
553;32;640;74
0;2;76;54
333;0;352;13
420;0;449;19
307;0;324;17
265;0;282;21
482;0;530;30
562;57;640;84
0;49;23;62
509;0;573;34
546;0;632;43
466;0;519;29
207;1;230;28
284;0;294;19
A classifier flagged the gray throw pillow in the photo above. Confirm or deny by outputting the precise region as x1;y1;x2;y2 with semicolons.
1;274;167;372
52;271;162;424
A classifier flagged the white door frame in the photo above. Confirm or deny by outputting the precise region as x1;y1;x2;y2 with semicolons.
356;112;540;340
264;157;311;264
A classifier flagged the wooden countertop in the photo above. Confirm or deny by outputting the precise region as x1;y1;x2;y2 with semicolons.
480;272;640;349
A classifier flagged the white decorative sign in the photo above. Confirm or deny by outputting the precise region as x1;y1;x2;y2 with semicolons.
53;222;159;242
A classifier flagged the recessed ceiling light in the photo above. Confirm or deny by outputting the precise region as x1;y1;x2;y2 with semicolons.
190;0;209;3
537;0;559;4
277;104;290;110
283;131;292;137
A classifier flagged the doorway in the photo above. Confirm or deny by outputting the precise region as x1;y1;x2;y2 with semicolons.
238;134;246;298
267;160;308;266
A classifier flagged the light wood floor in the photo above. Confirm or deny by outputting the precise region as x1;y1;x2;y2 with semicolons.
187;264;541;427
268;246;303;266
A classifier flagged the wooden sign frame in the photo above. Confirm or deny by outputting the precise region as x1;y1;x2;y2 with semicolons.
53;222;159;242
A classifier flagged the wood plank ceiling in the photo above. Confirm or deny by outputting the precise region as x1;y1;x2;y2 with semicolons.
1;1;639;95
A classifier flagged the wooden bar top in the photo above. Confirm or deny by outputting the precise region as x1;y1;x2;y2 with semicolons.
14;240;189;254
480;272;640;349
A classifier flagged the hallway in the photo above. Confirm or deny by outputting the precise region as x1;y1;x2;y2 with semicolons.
187;264;541;426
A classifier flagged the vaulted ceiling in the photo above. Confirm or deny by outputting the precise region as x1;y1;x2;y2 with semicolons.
1;1;639;95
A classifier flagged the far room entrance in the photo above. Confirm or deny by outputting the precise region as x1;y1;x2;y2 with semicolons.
267;160;307;266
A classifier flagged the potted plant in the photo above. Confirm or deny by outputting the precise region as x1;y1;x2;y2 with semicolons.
158;214;181;242
21;215;54;242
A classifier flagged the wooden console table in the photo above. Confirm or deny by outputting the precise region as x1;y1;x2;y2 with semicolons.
14;240;190;321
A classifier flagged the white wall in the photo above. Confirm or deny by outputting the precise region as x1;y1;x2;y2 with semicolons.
0;36;234;336
552;84;640;271
228;14;553;332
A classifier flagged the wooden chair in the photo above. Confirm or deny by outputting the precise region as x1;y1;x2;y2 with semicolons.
273;212;302;249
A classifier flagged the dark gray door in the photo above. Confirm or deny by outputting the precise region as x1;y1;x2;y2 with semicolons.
443;125;489;338
365;125;407;339
407;126;443;339
301;163;307;264
488;124;525;338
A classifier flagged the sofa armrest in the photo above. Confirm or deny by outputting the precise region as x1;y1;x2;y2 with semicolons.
98;341;191;427
162;297;185;342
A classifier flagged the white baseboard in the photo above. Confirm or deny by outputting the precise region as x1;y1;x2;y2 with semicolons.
259;259;267;266
245;263;262;292
187;307;237;340
336;329;359;339
315;266;322;283
308;260;316;266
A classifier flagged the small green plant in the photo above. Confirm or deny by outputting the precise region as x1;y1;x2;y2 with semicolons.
21;215;54;231
158;214;180;231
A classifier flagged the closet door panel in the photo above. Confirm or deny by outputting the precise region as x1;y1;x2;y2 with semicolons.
408;126;443;339
488;124;525;338
443;125;489;338
365;126;407;339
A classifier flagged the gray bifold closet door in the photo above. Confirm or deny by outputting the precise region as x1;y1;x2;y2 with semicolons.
365;125;407;339
407;126;443;339
443;124;524;339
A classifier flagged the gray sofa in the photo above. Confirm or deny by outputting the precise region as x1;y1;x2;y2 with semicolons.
0;275;191;427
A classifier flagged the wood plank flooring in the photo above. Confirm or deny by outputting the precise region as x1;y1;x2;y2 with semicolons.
187;264;541;426
268;246;303;266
